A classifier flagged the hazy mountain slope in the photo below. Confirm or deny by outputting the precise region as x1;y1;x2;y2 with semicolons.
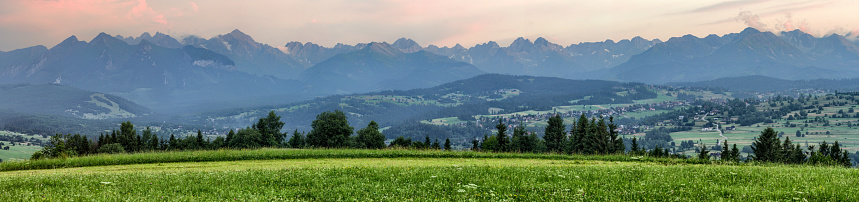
182;29;305;79
0;84;149;119
669;75;859;92
301;42;484;93
115;32;182;48
0;33;307;113
202;74;655;139
610;28;856;84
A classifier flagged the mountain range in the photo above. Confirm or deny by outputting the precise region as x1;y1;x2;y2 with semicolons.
3;27;859;115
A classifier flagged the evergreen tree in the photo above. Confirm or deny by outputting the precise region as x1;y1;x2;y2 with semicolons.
444;138;451;151
630;137;640;154
196;130;205;150
571;114;588;153
751;127;781;162
119;121;136;153
391;136;412;148
225;129;235;147
544;115;566;153
607;117;623;153
424;136;431;149
432;139;440;150
698;143;710;161
721;139;731;161
730;144;740;162
495;119;508;152
287;130;305;148
510;124;528;152
141;127;153;151
168;134;177;150
306;110;354;148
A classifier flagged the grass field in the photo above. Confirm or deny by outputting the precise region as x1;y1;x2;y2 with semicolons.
0;141;41;162
1;149;857;200
0;131;45;162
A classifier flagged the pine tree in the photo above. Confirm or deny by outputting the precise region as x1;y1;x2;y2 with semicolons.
544;115;566;153
571;114;588;153
751;127;781;162
630;137;639;154
168;134;177;150
607;117;623;153
511;124;528;152
730;144;740;162
226;129;235;147
287;130;305;148
444;138;451;151
196;130;204;150
698;143;710;161
496;119;508;152
721;139;731;161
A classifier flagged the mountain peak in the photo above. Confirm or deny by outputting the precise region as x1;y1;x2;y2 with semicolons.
140;32;152;39
510;37;532;45
508;37;533;52
392;38;422;53
61;35;80;43
363;42;402;57
534;37;549;45
92;32;113;41
225;29;255;42
229;29;246;36
53;35;84;49
740;27;762;35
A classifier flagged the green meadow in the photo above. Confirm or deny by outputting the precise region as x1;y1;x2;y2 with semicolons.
1;149;857;201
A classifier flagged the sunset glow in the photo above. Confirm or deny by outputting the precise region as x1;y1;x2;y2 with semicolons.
0;0;857;51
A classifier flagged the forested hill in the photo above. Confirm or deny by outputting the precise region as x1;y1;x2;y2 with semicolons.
201;74;657;136
668;75;859;92
0;84;149;119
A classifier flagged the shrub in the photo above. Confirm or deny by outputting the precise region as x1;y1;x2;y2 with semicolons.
98;143;126;154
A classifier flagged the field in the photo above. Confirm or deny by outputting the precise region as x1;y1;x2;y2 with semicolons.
1;149;857;200
0;131;45;162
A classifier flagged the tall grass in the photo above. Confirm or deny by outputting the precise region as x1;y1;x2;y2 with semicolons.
0;148;706;172
1;158;856;200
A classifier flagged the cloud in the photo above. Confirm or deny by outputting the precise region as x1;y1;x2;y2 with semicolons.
686;0;771;14
190;2;198;12
0;0;184;49
735;11;769;31
128;0;167;24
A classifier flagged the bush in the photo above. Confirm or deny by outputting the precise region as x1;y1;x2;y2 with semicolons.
30;151;44;160
98;143;126;154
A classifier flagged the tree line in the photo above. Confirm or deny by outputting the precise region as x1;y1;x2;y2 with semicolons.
30;111;854;168
31;110;387;159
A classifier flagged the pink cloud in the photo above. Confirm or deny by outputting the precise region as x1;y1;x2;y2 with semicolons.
128;0;167;24
0;0;171;35
190;2;199;12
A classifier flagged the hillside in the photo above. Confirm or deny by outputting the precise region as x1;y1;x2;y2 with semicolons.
1;149;856;200
0;84;149;119
301;42;485;93
0;33;308;114
609;28;859;83
669;75;859;92
201;74;655;144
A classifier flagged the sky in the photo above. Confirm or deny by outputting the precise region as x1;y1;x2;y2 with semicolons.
1;0;858;51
